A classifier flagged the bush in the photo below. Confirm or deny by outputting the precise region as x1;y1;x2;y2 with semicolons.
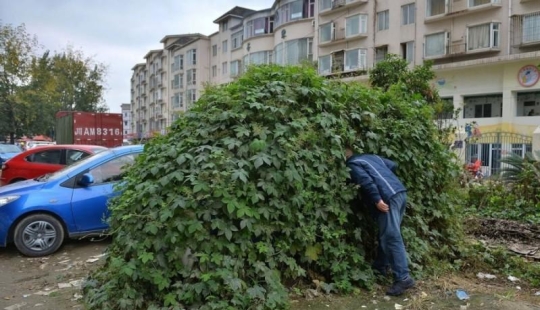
83;65;462;310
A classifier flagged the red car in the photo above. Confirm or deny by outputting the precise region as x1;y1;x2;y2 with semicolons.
0;145;107;186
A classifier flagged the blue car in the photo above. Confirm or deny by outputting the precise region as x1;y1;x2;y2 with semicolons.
0;143;22;165
0;145;143;257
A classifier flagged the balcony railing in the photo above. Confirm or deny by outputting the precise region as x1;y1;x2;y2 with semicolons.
425;0;501;23
320;0;367;16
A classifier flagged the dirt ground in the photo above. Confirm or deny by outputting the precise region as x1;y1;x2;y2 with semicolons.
0;234;539;310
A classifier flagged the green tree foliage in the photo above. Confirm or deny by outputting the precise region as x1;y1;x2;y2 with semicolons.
0;23;108;140
0;23;38;142
84;65;462;310
369;54;458;145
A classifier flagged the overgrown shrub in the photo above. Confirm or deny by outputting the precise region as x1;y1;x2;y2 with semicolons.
83;65;462;309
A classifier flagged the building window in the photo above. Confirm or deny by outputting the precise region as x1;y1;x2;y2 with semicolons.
463;94;503;118
426;0;446;17
308;0;315;18
523;13;540;43
274;43;283;65
230;60;241;77
186;89;197;107
401;41;414;63
320;23;333;43
377;10;389;31
274;0;306;28
375;46;388;63
346;14;368;37
186;49;196;65
212;65;217;77
172;92;183;108
245;17;268;39
402;3;415;25
231;31;243;50
318;55;331;75
243;51;272;67
212;45;218;56
320;0;332;11
186;69;196;85
345;48;367;71
517;91;540;117
468;23;500;51
222;40;228;53
425;32;447;57
222;62;228;75
284;38;313;65
221;21;228;31
173;54;183;71
172;74;181;89
468;0;499;8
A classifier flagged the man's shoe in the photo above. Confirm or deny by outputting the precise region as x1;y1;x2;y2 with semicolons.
385;277;415;296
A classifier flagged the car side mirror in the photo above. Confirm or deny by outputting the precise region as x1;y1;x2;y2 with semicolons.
78;173;94;186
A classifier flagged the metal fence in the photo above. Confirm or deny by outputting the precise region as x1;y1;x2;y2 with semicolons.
465;132;533;177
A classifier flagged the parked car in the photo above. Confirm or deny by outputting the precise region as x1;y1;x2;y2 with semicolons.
0;143;22;166
26;141;56;149
0;145;107;186
0;145;143;256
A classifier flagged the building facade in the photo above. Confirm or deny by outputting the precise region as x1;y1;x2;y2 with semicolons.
130;0;540;172
120;103;132;139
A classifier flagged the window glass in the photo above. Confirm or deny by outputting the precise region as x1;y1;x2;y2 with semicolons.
89;154;138;184
66;150;91;165
27;150;62;164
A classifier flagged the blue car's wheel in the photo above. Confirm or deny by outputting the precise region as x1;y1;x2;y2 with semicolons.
13;214;65;257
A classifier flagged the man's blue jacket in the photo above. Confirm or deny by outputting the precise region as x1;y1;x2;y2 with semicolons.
346;154;406;206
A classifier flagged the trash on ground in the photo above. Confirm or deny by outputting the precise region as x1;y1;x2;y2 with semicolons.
456;289;470;300
34;289;58;296
69;279;84;288
507;275;520;282
383;296;391;301
516;286;521;290
86;258;100;263
421;291;428;298
58;282;72;289
460;304;469;310
535;291;540;296
394;303;403;310
476;272;497;279
72;293;83;301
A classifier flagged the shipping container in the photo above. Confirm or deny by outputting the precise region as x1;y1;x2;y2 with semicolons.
55;111;123;148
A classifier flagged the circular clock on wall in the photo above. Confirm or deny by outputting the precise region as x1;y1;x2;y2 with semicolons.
517;65;540;87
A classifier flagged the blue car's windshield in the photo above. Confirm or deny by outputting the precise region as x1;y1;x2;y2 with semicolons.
0;144;21;153
41;149;115;182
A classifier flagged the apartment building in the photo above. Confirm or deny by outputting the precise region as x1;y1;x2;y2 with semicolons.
120;103;132;139
162;34;211;124
130;0;540;172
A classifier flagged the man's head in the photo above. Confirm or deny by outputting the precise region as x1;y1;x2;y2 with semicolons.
345;146;354;159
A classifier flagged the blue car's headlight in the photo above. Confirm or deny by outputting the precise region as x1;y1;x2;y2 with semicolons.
0;195;20;207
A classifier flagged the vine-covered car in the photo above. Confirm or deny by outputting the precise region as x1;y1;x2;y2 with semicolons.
0;145;143;256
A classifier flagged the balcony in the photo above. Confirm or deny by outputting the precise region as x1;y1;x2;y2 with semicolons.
319;0;368;17
319;22;368;48
424;0;502;24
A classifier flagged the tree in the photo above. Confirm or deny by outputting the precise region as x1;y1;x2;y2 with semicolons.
369;54;439;104
0;23;108;141
84;65;462;309
369;54;458;145
50;47;108;112
0;23;39;143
